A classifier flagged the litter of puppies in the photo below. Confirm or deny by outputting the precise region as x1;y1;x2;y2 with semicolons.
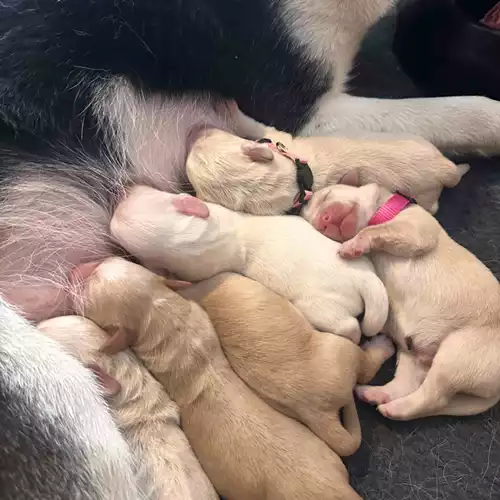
34;112;499;499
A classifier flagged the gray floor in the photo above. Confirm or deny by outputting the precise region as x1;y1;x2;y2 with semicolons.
346;13;500;500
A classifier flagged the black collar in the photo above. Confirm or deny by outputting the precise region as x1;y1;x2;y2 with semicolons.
257;138;314;215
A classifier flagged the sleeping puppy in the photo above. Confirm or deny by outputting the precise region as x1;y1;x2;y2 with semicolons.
37;315;217;500
110;185;389;343
303;183;500;420
70;256;362;500
186;102;468;215
181;272;395;456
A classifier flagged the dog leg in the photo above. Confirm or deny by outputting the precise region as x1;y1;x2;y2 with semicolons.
339;209;441;260
358;335;396;384
0;298;142;499
378;328;500;420
356;350;427;406
303;93;500;154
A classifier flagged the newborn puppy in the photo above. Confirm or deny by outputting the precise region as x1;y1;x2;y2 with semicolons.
111;185;389;343
71;256;362;500
186;102;468;215
303;183;500;420
181;272;395;457
37;315;217;500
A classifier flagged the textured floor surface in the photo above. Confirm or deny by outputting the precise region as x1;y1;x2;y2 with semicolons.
346;11;500;500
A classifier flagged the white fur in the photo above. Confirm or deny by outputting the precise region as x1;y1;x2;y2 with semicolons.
38;315;218;500
277;0;500;153
0;299;143;500
302;91;500;154
110;186;389;343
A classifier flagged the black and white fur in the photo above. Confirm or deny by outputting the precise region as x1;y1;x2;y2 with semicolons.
1;0;500;497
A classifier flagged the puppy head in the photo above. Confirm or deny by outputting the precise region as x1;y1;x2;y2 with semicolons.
111;186;229;279
70;257;173;333
302;183;382;242
38;316;122;398
186;129;298;215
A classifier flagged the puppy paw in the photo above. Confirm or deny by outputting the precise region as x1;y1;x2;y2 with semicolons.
377;399;411;420
339;234;371;259
355;385;392;406
362;335;395;361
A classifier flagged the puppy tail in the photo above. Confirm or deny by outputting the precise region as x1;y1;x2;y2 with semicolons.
359;274;389;337
339;398;362;456
304;399;361;457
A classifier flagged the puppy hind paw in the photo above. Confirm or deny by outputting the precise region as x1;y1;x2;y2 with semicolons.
377;399;411;420
355;385;392;406
362;335;395;360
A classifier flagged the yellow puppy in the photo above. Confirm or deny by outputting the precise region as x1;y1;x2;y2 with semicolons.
304;183;500;420
70;257;362;500
186;101;468;215
182;273;394;456
38;315;217;500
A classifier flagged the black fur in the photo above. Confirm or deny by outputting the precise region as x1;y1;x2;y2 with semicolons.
393;0;500;101
0;386;100;500
0;0;330;138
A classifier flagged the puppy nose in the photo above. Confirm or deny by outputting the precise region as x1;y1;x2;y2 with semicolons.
69;261;102;284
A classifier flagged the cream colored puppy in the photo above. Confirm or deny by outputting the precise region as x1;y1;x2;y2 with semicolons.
186;102;468;215
37;315;217;500
70;257;362;500
303;183;500;420
111;185;389;343
182;272;395;456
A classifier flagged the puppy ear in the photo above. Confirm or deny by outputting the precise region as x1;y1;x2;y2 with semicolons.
172;196;210;218
241;143;274;162
99;326;135;355
85;363;121;399
162;278;193;290
339;169;360;187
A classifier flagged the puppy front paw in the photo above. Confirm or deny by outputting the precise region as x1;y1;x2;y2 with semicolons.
339;234;371;259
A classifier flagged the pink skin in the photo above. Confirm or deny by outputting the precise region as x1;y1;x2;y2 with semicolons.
338;233;372;260
0;96;242;323
70;261;102;284
69;196;208;287
313;202;359;242
172;196;210;218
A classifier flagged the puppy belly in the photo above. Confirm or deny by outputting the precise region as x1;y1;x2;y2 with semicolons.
0;173;116;322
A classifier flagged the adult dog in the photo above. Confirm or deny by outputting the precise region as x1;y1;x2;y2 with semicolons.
1;0;500;498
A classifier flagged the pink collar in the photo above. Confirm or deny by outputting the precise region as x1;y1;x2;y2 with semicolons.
368;192;415;226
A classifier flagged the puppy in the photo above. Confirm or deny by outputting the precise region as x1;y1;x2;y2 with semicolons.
303;183;500;420
37;315;217;500
181;272;395;456
111;185;389;343
186;103;468;215
70;256;362;500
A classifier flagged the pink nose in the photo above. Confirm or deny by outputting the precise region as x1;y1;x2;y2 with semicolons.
69;261;102;284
